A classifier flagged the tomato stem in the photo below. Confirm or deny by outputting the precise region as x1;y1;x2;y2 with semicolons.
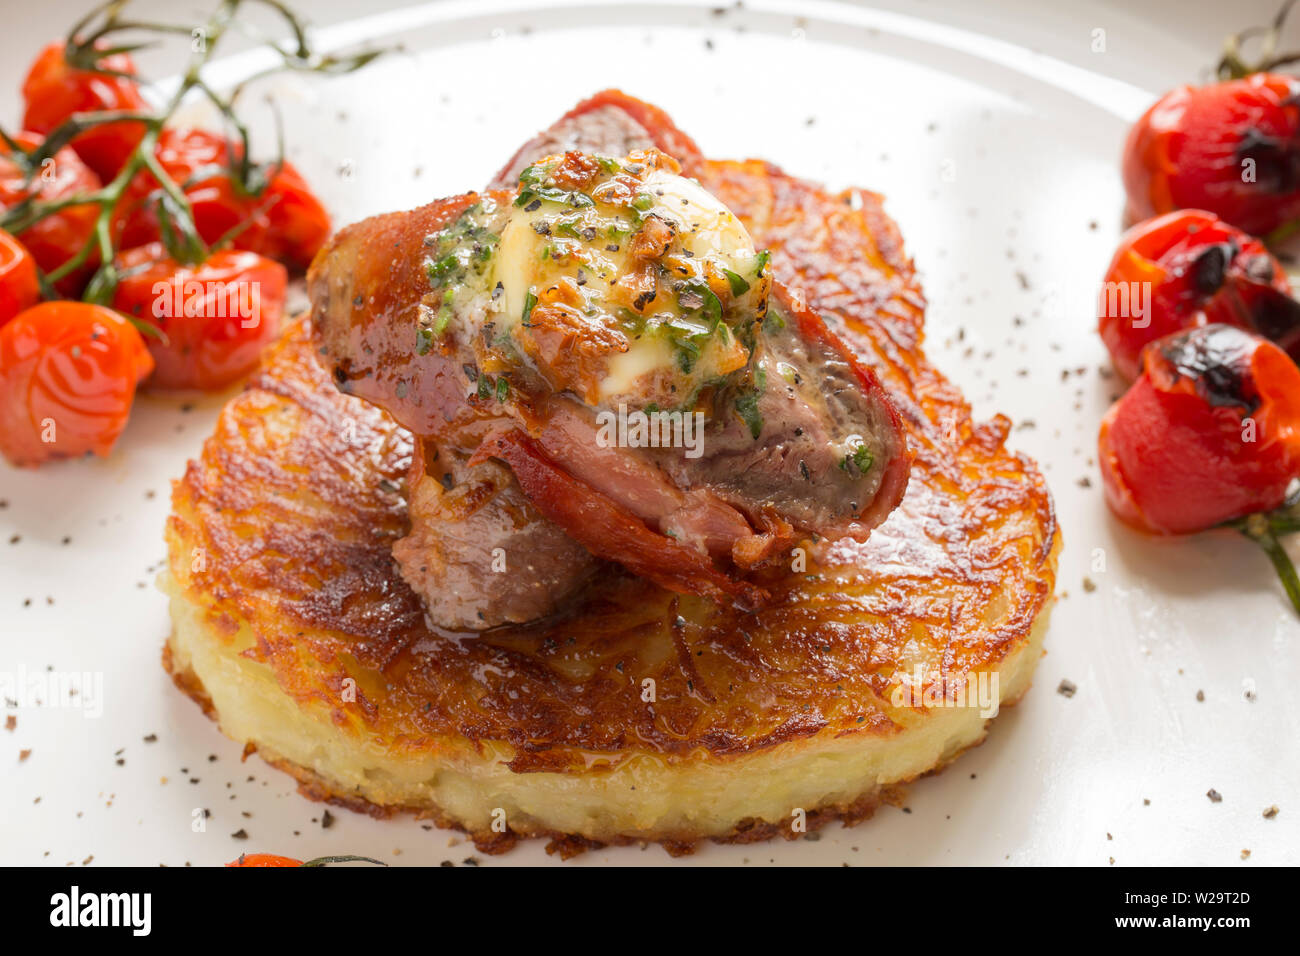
1265;218;1300;248
299;855;388;867
0;0;382;302
1233;506;1300;616
1218;0;1300;78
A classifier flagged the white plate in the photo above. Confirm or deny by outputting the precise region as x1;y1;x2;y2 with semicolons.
2;0;1296;867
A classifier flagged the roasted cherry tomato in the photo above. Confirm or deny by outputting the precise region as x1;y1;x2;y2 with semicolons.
0;302;153;467
114;127;330;270
112;243;287;390
0;132;103;298
1099;209;1297;380
21;40;149;183
226;854;303;867
226;854;384;867
1099;323;1300;534
0;230;40;327
1122;73;1300;237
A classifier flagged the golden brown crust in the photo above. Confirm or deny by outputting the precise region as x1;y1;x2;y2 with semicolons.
701;158;1057;665
163;152;1058;853
167;313;1054;761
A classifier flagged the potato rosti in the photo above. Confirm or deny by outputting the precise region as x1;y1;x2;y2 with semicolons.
162;94;1058;855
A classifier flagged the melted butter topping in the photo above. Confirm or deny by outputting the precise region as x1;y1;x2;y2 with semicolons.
424;150;771;413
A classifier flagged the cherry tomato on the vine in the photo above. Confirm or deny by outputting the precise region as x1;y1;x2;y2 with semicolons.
226;854;303;867
0;302;153;467
0;229;40;327
226;854;384;867
112;243;287;390
0;132;103;298
21;40;149;183
1098;323;1300;535
1098;209;1297;380
114;127;330;271
1122;73;1300;237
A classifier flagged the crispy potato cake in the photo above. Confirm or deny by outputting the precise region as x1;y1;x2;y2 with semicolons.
162;122;1058;856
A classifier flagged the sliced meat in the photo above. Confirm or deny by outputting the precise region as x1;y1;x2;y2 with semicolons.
308;192;504;439
664;282;910;541
491;92;910;540
528;396;786;564
471;429;767;608
512;281;909;559
490;88;704;188
393;440;599;630
308;96;909;616
311;204;905;602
